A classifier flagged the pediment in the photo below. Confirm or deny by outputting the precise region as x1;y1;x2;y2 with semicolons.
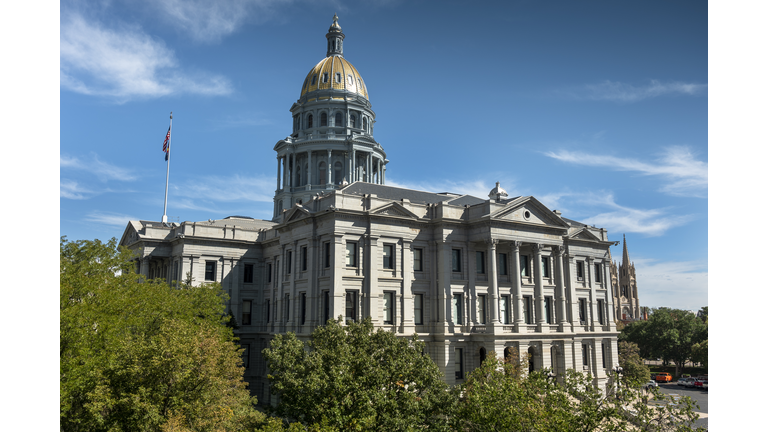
369;202;419;219
489;196;570;228
568;228;602;242
119;221;143;247
283;206;310;223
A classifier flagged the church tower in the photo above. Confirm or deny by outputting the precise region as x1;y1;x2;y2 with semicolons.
272;14;388;220
611;234;641;321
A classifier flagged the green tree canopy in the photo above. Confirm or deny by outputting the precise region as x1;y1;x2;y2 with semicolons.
60;237;263;432
618;341;651;385
262;317;454;431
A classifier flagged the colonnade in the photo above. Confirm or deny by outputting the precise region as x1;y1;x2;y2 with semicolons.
275;147;386;191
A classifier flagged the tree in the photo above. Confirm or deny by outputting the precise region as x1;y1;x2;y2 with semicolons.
453;351;705;432
60;237;263;432
619;341;651;385
262;317;454;431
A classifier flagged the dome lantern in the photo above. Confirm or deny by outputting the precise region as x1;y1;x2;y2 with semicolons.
326;14;345;57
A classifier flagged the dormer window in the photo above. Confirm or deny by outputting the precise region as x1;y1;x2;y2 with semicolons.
347;75;354;86
335;72;341;83
311;75;317;85
302;77;308;90
322;73;329;83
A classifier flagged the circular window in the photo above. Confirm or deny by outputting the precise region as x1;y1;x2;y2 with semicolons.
524;210;531;220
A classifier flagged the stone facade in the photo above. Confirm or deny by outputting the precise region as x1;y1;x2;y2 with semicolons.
119;15;622;402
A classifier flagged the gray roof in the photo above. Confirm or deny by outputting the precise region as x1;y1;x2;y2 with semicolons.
445;195;486;206
340;182;472;205
192;216;276;230
561;217;586;227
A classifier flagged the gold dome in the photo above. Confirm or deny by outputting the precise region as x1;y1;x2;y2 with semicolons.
300;56;369;101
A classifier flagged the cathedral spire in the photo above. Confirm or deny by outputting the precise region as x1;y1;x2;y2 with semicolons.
622;234;630;268
326;14;345;57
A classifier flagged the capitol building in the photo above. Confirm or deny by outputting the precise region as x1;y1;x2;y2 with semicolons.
120;15;628;401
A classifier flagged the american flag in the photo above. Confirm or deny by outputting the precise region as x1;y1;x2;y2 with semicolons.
162;126;171;153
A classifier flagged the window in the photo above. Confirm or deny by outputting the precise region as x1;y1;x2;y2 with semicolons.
311;74;317;85
413;248;423;271
582;344;589;366
579;298;587;323
333;112;342;127
500;295;510;324
480;347;486;365
286;251;292;274
205;261;216;281
498;253;507;275
577;261;584;281
323;291;330;323
414;293;423;325
323;242;331;268
452;294;463;324
523;296;533;324
347;74;354;85
478;295;486;324
334;161;342;184
244;264;254;283
544;297;553;324
266;299;270;322
595;263;602;283
541;257;550;278
346;242;357;267
358;78;362;89
307;114;313;128
602;343;606;368
275;260;279;282
242;344;250;369
345;291;357;322
452;249;462;272
267;263;272;283
383;244;394;269
597;299;605;325
476;251;485;274
284;294;290;322
383;292;394;324
322;72;328;83
455;348;464;380
318;161;326;185
520;255;529;277
321;112;328;127
350;114;357;128
335;72;341;83
241;300;252;325
301;246;308;271
301;293;307;325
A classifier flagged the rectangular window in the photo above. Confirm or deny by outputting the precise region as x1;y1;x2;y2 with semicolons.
523;295;533;324
301;293;307;325
452;249;462;272
242;344;250;369
595;263;602;283
335;72;341;83
275;260;279;282
284;294;290;322
455;348;464;380
602;343;607;368
452;294;463;324
266;299;270;322
267;263;272;283
582;344;589;366
577;261;584;281
541;257;550;278
346;242;357;267
301;246;308;271
544;297;552;324
413;248;423;271
500;295;510;324
383;244;394;270
322;72;328;83
323;291;330;324
205;261;216;281
520;255;529;277
597;299;605;325
383;292;394;324
244;264;254;283
345;291;358;322
476;251;485;274
242;300;252;325
324;242;331;268
579;298;587;323
286;251;292;274
498;253;507;275
478;294;486;324
414;293;423;325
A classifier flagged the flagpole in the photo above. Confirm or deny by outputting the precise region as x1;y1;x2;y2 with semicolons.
162;112;172;224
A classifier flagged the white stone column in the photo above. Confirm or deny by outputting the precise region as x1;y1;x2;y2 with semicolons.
555;246;568;331
588;256;596;331
511;241;525;332
487;239;500;325
327;150;332;185
604;259;617;330
367;235;380;323
276;155;281;190
307;151;313;188
402;240;414;333
437;241;452;331
382;163;386;184
567;253;580;332
533;244;545;332
351;148;356;182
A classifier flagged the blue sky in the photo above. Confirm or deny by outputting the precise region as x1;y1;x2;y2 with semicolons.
58;0;708;311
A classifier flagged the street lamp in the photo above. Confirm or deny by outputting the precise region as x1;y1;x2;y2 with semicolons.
613;365;624;399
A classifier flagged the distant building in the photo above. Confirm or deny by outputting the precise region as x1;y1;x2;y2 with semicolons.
610;235;643;322
120;15;622;401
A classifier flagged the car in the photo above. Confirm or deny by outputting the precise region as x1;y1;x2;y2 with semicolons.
684;379;698;388
677;377;694;386
643;380;659;390
694;379;707;389
655;372;673;383
650;373;657;381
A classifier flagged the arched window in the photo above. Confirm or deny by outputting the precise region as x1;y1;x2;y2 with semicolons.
321;112;328;127
479;347;486;366
363;117;368;132
318;161;326;185
335;112;342;127
503;347;513;363
350;114;357;128
528;347;536;373
307;114;313;129
334;161;342;184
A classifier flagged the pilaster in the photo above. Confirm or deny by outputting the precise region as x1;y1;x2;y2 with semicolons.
511;241;525;333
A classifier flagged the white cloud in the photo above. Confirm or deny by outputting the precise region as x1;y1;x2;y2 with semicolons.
570;79;707;102
174;174;276;204
211;112;275;129
544;146;708;198
60;179;93;200
60;154;136;182
60;13;232;101
85;211;139;226
629;257;708;310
